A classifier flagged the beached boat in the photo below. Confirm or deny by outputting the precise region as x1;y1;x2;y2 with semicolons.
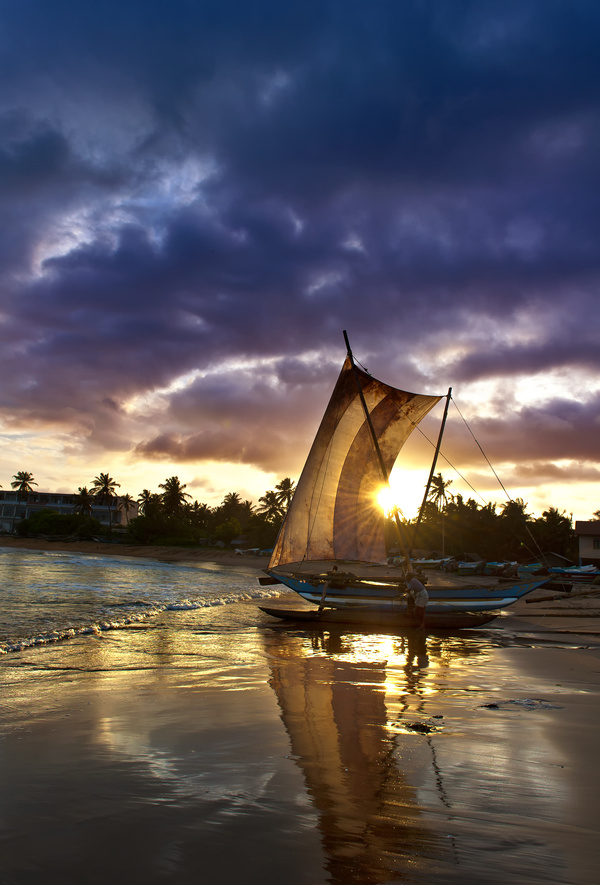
408;556;452;569
483;560;518;576
259;603;496;629
261;332;549;625
263;565;546;615
456;560;485;575
548;564;600;582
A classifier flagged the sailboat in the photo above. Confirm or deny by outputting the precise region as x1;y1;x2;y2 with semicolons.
259;333;549;629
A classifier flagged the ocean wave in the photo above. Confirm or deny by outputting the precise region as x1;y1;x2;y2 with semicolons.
0;586;281;654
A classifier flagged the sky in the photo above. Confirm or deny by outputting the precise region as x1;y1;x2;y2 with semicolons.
1;0;599;521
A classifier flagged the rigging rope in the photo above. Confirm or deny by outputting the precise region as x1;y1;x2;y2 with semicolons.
395;401;488;505
451;399;514;503
396;395;546;560
450;399;545;559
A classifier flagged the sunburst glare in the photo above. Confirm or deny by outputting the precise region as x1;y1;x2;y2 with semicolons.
377;485;400;518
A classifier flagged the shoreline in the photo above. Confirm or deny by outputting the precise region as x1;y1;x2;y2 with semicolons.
4;535;600;637
0;535;272;570
1;540;599;882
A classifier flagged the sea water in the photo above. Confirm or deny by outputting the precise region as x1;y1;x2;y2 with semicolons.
0;546;280;653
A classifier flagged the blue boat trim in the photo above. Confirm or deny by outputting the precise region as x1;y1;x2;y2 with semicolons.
268;571;548;614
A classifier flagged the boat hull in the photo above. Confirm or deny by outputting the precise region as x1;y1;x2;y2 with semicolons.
548;566;600;582
259;605;496;629
268;571;548;613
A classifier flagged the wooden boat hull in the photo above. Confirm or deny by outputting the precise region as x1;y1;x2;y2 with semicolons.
268;571;549;613
259;605;496;629
548;567;600;582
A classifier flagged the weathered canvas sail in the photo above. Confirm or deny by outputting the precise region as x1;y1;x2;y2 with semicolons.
269;357;441;568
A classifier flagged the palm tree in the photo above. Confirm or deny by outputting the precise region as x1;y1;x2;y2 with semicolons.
189;500;212;534
499;498;532;560
11;471;37;495
10;471;37;531
73;486;94;517
137;489;153;516
137;489;163;518
119;493;136;525
533;507;574;558
500;498;531;523
427;473;452;554
221;492;243;520
427;473;453;511
257;490;283;523
91;472;121;530
275;477;296;510
239;499;255;528
158;476;191;516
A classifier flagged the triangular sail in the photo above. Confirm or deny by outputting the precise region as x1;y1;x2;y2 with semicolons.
269;357;441;568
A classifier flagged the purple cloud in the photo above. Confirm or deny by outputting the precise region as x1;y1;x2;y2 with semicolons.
0;1;598;512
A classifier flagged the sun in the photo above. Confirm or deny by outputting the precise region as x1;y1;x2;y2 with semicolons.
377;485;399;517
375;470;429;521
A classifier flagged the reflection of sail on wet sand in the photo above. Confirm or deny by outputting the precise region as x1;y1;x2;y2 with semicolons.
263;624;588;884
264;629;460;884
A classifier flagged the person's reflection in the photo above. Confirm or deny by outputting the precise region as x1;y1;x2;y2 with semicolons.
404;630;429;692
263;628;443;884
309;628;349;656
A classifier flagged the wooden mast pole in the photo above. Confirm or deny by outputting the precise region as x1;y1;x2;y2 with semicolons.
343;330;413;572
410;387;452;557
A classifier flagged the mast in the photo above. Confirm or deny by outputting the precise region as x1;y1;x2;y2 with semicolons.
410;387;452;556
343;330;413;572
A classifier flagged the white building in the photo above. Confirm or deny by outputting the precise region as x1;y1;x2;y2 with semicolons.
0;490;137;533
574;521;600;566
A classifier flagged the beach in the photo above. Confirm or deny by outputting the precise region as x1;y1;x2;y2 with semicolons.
1;539;600;884
0;535;273;570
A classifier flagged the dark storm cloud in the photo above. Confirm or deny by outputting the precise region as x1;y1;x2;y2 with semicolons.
134;356;340;472
471;394;600;465
0;0;599;492
449;311;600;382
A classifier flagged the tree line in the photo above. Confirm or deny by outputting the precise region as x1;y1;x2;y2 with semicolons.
5;468;598;561
7;471;296;549
400;472;597;562
128;475;296;548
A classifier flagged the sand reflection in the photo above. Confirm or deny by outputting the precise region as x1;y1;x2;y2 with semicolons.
263;628;486;883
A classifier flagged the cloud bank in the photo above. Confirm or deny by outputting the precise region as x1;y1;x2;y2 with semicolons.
0;0;599;513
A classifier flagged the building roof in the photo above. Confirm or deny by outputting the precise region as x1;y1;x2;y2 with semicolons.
575;521;600;536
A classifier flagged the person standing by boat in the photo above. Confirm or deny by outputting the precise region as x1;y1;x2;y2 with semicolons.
318;565;338;613
405;571;428;629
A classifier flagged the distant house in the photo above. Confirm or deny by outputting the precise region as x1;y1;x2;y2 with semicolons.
0;490;137;533
575;521;600;566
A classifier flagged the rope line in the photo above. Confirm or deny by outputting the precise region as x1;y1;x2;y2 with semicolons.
451;399;514;502
393;395;545;560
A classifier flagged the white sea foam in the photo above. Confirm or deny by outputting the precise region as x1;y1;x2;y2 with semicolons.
0;547;281;654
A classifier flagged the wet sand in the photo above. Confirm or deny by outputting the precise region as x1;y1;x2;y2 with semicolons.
1;544;600;883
